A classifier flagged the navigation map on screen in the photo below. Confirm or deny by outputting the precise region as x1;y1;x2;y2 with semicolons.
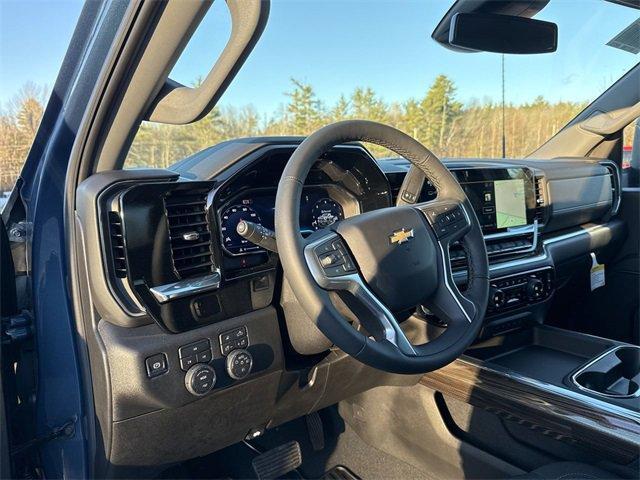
494;179;527;228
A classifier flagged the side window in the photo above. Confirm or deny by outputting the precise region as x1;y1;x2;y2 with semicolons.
622;119;638;188
0;3;83;210
0;84;47;208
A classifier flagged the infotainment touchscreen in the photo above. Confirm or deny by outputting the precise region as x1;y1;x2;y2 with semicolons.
494;179;527;228
456;168;533;233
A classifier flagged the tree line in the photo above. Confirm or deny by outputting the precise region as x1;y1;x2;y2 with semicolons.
126;75;588;166
1;76;589;191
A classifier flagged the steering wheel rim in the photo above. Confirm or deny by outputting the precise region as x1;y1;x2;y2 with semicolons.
275;120;489;374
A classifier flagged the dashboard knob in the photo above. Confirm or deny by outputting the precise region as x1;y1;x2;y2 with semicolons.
185;364;216;396
526;278;545;300
490;287;506;309
226;349;253;380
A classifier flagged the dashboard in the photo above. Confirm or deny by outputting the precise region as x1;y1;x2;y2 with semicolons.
75;136;623;472
79;141;621;334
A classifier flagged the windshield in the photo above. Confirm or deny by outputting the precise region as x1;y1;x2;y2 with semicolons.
125;0;639;167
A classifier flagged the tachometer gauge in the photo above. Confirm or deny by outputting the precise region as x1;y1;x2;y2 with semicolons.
311;198;344;230
220;204;263;255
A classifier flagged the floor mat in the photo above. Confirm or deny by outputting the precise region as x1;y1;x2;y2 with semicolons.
250;408;432;480
176;406;432;479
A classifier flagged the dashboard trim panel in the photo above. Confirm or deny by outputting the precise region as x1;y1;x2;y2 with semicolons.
149;271;222;304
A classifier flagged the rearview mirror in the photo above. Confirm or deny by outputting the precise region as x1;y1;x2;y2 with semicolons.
449;13;557;54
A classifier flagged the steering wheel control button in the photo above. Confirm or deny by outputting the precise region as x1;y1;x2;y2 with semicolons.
313;238;356;277
185;364;217;396
401;190;417;203
178;339;210;358
428;204;467;239
226;349;253;380
319;252;343;268
313;239;336;256
145;353;168;378
424;203;465;229
219;325;249;356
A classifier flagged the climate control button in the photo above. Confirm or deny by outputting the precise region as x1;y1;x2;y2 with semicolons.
490;287;506;309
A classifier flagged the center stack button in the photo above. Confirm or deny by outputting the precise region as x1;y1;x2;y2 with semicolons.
185;364;217;396
226;349;253;380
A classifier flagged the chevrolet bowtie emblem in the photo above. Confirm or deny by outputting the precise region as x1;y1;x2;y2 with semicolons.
389;228;414;245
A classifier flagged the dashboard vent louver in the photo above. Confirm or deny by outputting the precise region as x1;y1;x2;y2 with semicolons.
164;190;214;279
108;211;127;278
534;176;546;223
601;162;621;215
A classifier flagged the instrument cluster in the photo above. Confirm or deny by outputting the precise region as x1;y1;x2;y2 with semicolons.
219;187;345;256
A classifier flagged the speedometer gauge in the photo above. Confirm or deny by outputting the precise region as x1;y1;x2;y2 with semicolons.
311;198;344;230
220;204;263;255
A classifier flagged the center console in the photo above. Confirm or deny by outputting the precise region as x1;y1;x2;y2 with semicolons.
422;325;639;467
465;325;639;413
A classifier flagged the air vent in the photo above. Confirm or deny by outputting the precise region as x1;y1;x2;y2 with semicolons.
108;211;127;278
164;190;214;279
601;161;621;215
449;233;535;270
534;176;546;223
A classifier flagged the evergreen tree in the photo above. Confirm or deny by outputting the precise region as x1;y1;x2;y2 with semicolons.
419;74;463;151
330;94;350;122
284;78;324;134
351;87;387;123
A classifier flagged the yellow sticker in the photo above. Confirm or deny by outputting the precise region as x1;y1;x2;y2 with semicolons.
590;253;605;291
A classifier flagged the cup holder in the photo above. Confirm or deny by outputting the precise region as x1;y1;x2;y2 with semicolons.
572;346;640;399
616;347;640;379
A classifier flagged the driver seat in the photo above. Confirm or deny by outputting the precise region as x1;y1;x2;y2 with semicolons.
512;462;621;479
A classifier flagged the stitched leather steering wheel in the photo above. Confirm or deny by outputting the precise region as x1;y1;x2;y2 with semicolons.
275;120;489;374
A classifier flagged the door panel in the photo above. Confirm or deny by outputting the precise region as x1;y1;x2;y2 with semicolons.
1;219;15;478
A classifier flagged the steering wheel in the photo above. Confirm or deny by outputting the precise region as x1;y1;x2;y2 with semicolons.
275;120;489;374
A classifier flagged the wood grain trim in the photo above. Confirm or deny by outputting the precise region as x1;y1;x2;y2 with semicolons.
420;358;640;464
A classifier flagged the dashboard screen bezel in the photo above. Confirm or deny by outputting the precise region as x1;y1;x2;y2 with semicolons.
453;167;537;234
